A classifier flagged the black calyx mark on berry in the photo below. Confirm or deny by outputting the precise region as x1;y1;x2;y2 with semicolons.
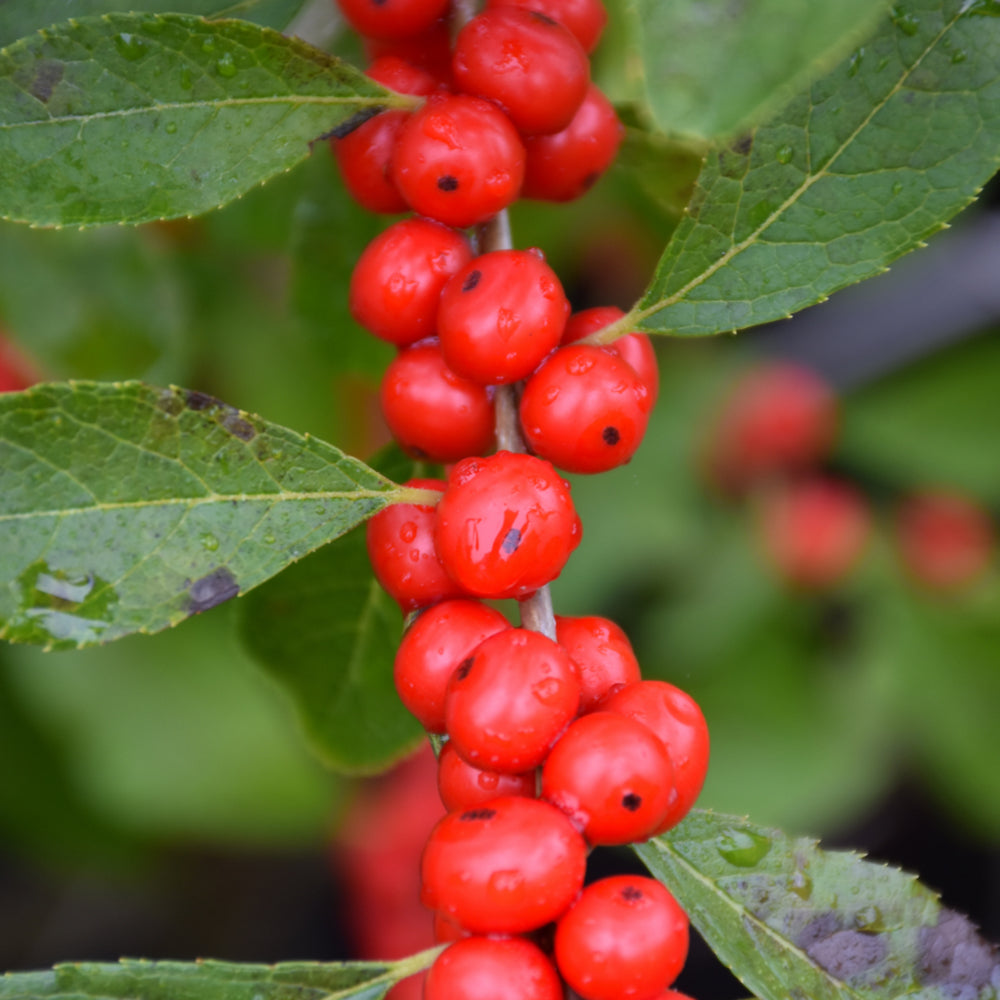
530;10;559;25
501;527;522;554
462;269;482;292
620;884;644;901
461;807;497;821
582;172;600;190
437;174;459;191
602;426;620;446
621;792;642;812
323;106;385;141
455;656;475;680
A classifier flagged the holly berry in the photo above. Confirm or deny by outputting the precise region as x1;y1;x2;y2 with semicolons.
364;54;439;95
486;0;608;52
434;452;582;599
332;110;410;214
336;0;450;41
601;680;709;834
453;8;590;136
555;614;641;712
425;936;563;1000
437;249;569;385
522;84;624;202
445;627;581;772
390;93;526;228
365;478;466;611
349;218;473;347
365;20;453;84
380;341;495;462
437;740;536;811
421;796;587;933
519;343;652;474
555;876;689;1000
393;598;509;733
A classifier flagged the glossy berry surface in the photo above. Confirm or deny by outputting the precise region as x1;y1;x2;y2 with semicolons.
390;93;525;228
435;452;582;599
380;342;495;462
365;478;466;611
364;54;438;95
486;0;608;51
393;599;509;733
421;796;587;934
438;249;569;385
522;84;624;202
555;876;689;1000
365;20;453;84
349;218;472;347
425;936;563;1000
757;477;871;589
563;306;659;404
600;680;709;834
445;628;581;772
332;110;409;215
453;8;590;136
542;711;674;845
337;0;449;41
437;740;536;811
555;614;641;712
520;343;652;474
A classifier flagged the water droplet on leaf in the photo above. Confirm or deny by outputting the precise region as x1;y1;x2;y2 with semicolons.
717;828;771;867
775;144;793;164
114;33;147;61
216;53;238;78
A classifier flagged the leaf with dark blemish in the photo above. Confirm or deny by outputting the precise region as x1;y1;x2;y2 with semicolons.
188;567;239;613
27;59;63;103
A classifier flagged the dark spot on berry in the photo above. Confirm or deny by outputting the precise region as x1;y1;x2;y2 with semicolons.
622;792;642;811
462;269;482;292
437;174;459;191
582;172;599;190
460;808;496;821
501;528;522;554
620;885;644;902
602;426;621;446
530;10;559;25
455;656;475;680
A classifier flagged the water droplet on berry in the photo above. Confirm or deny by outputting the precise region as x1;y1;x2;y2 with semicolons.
544;386;560;404
567;354;595;375
532;677;564;704
489;870;525;895
717;828;771;866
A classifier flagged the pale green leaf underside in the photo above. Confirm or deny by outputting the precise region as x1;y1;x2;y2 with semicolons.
638;810;999;1000
0;382;406;650
0;953;439;1000
626;0;889;141
0;13;404;227
634;0;1000;337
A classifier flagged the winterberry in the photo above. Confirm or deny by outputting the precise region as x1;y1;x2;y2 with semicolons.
437;249;569;385
437;740;536;811
434;452;582;599
519;343;652;473
364;54;438;95
380;341;495;462
555;876;689;1000
332;110;410;215
390;93;525;228
421;795;587;933
555;614;641;712
486;0;608;52
365;20;453;85
425;936;563;1000
349;218;473;347
393;598;509;733
445;627;581;772
453;8;590;136
337;0;449;42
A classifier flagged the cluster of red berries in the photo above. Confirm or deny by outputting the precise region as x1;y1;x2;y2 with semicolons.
332;0;709;994
701;361;996;593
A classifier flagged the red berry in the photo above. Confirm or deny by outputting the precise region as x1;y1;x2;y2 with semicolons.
337;0;449;41
438;249;569;385
555;876;689;1000
349;218;473;347
364;55;439;95
522;84;624;202
453;8;590;136
394;598;510;733
563;306;659;405
895;491;995;591
435;452;582;599
365;478;466;611
520;344;652;474
437;740;536;811
757;476;871;589
445;628;581;772
380;342;496;461
365;20;453;85
555;614;641;712
0;333;39;392
703;362;837;493
486;0;608;51
421;796;587;933
600;680;709;834
332;110;409;214
542;711;674;845
425;937;563;1000
433;912;470;943
390;93;525;228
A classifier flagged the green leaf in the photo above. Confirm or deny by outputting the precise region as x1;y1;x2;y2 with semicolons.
615;127;703;221
625;0;889;140
0;381;429;649
636;810;999;1000
630;0;1000;338
240;444;425;774
0;13;411;227
0;951;440;1000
